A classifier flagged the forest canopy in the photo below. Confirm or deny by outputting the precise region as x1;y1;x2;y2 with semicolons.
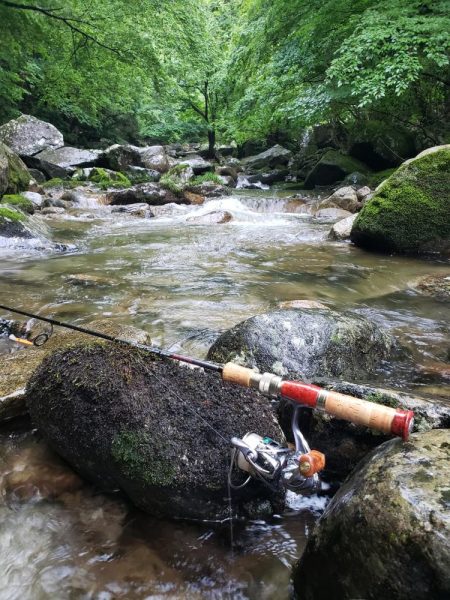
0;0;449;149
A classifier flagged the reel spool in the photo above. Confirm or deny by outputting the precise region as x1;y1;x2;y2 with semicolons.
229;431;325;494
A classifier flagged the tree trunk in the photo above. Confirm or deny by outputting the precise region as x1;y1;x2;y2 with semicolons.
207;127;216;159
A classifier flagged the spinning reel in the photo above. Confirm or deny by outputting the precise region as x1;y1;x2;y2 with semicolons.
229;405;325;494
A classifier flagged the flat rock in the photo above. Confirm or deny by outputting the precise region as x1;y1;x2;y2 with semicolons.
34;147;99;168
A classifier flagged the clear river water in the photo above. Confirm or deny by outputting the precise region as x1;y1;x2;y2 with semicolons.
0;188;449;599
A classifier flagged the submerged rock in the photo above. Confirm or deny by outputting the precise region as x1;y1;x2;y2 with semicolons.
413;274;450;302
207;309;394;381
351;145;450;255
293;430;450;600
186;210;232;225
0;115;63;156
0;142;30;195
26;344;284;520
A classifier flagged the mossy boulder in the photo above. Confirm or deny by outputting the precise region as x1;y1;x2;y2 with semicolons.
0;142;30;195
88;167;131;189
26;344;284;520
304;150;370;188
293;430;450;600
0;194;34;214
351;145;450;255
207;309;395;381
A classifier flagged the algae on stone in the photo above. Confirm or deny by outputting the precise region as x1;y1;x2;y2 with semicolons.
351;145;450;254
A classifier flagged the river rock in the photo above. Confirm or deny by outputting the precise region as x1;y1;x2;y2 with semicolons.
140;145;170;173
99;144;142;171
26;343;284;520
111;203;154;218
328;213;358;240
0;142;30;195
105;183;176;206
0;115;63;156
125;166;161;183
187;182;229;197
247;170;289;185
22;154;69;180
293;430;450;600
356;185;372;202
322;186;360;212
351;145;450;255
207;309;394;381
33;147;99;170
304;150;369;188
0;320;152;422
414;274;450;301
21;191;44;208
242;145;292;171
181;156;214;175
314;207;352;220
28;168;46;183
186;210;232;225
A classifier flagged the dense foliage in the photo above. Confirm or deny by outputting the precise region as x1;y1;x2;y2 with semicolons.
0;0;448;149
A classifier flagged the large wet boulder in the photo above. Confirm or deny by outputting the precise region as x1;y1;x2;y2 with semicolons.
304;150;369;188
26;344;284;520
293;430;450;600
33;147;99;171
242;145;292;171
0;142;30;194
319;186;360;213
207;309;394;381
0;115;63;156
351;145;450;255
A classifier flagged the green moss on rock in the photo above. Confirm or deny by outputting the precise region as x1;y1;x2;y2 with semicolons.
1;194;34;214
112;430;176;486
351;146;450;254
88;167;131;190
0;141;30;195
0;206;26;222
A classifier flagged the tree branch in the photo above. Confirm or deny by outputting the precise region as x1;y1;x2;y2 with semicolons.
0;0;123;55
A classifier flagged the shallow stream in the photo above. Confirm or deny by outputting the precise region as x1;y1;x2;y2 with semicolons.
0;188;449;598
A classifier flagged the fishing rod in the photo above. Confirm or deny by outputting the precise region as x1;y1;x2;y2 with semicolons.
0;303;414;444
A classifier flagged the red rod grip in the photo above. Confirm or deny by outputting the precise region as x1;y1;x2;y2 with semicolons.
280;381;414;440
